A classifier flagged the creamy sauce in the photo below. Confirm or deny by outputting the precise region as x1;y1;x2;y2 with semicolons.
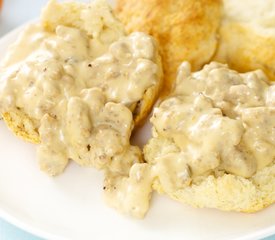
0;0;159;177
104;163;153;218
103;62;275;218
0;0;159;217
149;62;275;188
0;24;158;119
2;0;274;219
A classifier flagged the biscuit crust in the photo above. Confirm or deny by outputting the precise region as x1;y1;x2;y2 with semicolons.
145;137;275;213
116;0;222;94
1;0;163;143
2;111;40;144
213;0;275;81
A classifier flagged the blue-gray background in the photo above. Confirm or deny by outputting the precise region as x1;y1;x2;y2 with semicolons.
0;1;274;240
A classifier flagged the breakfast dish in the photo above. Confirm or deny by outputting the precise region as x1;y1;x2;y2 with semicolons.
103;61;275;217
214;0;275;81
143;62;275;213
0;0;275;227
42;0;163;127
116;0;275;95
115;0;222;94
0;0;162;176
1;113;274;240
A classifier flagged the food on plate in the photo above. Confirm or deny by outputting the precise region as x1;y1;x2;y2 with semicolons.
116;0;275;93
1;0;275;219
106;62;275;217
213;0;275;81
2;111;40;144
144;62;275;213
0;0;162;176
115;0;222;94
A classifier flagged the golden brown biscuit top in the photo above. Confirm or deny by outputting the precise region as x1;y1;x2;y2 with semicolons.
116;0;222;94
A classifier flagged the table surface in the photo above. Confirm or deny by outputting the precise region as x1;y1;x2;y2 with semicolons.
0;1;274;240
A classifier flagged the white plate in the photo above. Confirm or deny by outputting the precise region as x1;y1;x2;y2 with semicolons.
1;24;275;240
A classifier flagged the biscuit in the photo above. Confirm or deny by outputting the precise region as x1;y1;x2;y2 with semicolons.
115;0;222;94
145;138;275;213
1;0;163;146
2;111;40;144
144;62;275;213
41;0;124;45
214;0;275;81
